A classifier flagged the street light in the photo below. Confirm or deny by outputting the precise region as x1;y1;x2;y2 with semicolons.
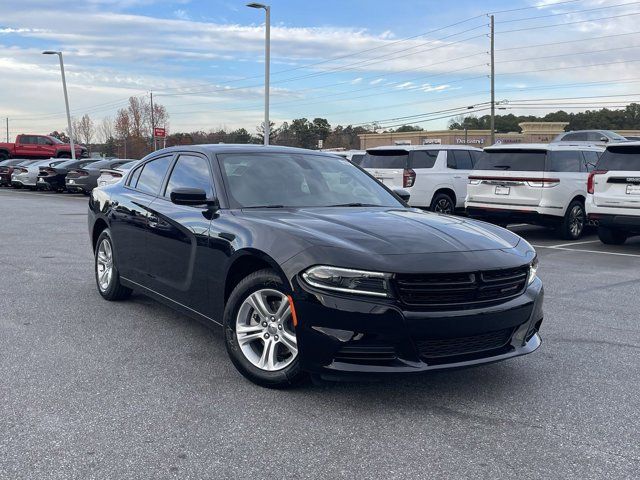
247;2;270;146
43;50;76;160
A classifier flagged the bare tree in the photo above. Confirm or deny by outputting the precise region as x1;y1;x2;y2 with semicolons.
115;108;131;157
98;116;115;143
74;114;95;152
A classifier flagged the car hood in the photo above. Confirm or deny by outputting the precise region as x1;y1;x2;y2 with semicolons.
239;207;521;255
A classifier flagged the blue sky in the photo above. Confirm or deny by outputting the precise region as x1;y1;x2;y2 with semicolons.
1;0;640;139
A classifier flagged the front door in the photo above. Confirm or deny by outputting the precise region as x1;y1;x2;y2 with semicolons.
144;153;215;313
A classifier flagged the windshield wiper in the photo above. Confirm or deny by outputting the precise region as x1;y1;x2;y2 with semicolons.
243;205;287;209
328;203;382;207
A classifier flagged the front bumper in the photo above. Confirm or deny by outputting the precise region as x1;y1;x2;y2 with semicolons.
292;277;544;376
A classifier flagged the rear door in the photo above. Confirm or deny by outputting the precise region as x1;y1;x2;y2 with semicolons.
546;149;586;212
447;150;474;207
111;155;173;284
593;145;640;210
15;136;39;158
468;149;547;207
361;149;409;188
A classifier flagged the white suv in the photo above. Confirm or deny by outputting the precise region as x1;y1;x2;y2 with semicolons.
586;142;640;244
361;145;482;213
465;143;604;239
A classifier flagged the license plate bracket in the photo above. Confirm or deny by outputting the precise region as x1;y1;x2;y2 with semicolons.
495;186;510;195
626;185;640;195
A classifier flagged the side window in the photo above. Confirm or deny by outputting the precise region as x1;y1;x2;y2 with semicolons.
133;156;172;195
587;132;605;142
562;132;587;141
21;136;35;144
470;151;481;167
164;154;214;199
548;151;582;172
446;151;457;169
411;150;438;169
452;150;473;170
582;151;600;172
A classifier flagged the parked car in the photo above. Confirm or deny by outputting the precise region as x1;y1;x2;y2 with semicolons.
88;145;543;388
65;159;136;194
623;135;640;141
0;134;88;160
465;143;604;239
334;150;366;165
0;159;32;186
552;130;628;145
96;160;139;187
37;158;99;192
11;159;66;189
360;145;482;213
586;142;640;244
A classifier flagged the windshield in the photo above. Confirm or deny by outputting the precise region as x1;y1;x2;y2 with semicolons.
597;146;640;171
218;152;404;209
475;149;547;171
361;150;409;169
48;136;64;144
605;131;628;142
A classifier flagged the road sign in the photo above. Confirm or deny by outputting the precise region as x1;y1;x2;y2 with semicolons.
154;127;166;138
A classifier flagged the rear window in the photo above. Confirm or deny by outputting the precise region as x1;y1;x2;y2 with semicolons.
411;150;439;169
547;151;582;172
475;149;547;171
350;153;365;165
597;146;640;171
361;150;409;169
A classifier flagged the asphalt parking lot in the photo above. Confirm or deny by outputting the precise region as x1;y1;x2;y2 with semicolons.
1;188;639;480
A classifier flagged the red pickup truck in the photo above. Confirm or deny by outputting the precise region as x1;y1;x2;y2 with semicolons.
0;134;88;160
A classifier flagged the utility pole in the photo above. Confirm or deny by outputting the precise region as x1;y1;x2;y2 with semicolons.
150;91;156;151
490;14;495;146
5;117;8;142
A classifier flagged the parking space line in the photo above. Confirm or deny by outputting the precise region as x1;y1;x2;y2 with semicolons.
546;240;602;248
532;244;640;258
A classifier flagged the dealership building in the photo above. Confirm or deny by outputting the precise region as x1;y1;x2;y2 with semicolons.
358;122;640;149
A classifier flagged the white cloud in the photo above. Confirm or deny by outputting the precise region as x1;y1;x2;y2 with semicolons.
350;77;363;84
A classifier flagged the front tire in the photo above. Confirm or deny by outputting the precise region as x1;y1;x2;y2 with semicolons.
223;269;306;388
598;226;628;245
95;229;132;301
558;200;585;240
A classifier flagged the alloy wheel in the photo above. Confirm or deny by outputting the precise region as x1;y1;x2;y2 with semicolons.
96;238;113;292
569;204;585;238
235;289;298;371
435;198;453;214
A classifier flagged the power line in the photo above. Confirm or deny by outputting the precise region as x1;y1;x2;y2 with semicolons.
496;0;640;24
498;11;640;34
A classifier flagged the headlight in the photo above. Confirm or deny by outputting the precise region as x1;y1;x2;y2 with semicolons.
527;256;539;285
301;266;392;297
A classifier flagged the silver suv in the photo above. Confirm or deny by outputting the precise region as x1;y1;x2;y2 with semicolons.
552;130;628;145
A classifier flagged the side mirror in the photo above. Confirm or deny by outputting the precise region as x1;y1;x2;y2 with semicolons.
393;188;411;203
170;188;217;208
600;136;609;143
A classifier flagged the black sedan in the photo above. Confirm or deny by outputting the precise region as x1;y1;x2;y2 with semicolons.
38;158;99;192
65;158;136;194
88;145;543;388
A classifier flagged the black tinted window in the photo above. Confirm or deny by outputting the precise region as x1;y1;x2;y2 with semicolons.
582;151;600;172
562;132;587;141
411;150;438;169
37;136;51;145
21;136;36;144
361;150;408;169
134;156;172;195
475;150;547;171
548;151;582;172
165;154;213;198
450;150;473;170
350;154;365;165
597;146;640;171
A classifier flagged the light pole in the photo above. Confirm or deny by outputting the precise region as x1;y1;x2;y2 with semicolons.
247;3;270;146
43;50;76;160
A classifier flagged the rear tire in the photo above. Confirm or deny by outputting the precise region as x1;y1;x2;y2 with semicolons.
95;229;132;301
598;226;628;245
557;200;585;240
223;269;306;389
429;192;455;214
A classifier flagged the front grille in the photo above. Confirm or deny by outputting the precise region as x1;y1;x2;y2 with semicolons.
334;342;397;364
395;266;529;309
416;328;513;362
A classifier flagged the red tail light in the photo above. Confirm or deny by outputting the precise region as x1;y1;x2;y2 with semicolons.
41;168;57;176
14;167;28;173
587;170;608;194
111;172;123;178
403;168;416;188
70;169;89;177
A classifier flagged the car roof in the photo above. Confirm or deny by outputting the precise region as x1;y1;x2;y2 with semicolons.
485;143;605;152
145;144;332;157
366;145;483;152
